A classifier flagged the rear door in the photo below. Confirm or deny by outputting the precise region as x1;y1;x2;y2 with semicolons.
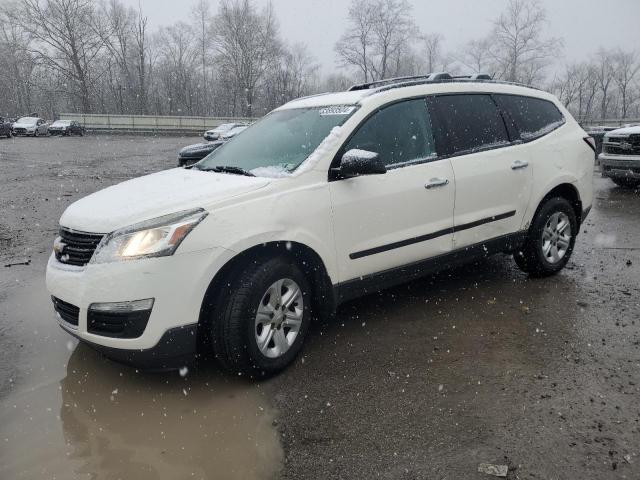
431;94;532;249
329;98;455;283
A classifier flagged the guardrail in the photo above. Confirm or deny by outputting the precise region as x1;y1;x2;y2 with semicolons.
580;119;640;128
59;113;256;134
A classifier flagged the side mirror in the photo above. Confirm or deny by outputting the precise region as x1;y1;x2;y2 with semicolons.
336;149;387;178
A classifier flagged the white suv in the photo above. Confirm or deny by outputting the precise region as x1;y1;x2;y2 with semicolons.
46;74;595;376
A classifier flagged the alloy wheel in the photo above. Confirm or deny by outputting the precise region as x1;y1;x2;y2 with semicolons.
541;211;572;264
254;278;304;359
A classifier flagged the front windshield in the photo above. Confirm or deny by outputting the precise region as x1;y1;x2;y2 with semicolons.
196;107;356;174
17;117;37;124
53;121;70;126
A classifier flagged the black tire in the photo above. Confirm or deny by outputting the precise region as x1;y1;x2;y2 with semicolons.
514;197;578;277
611;177;640;189
210;256;312;377
34;130;39;137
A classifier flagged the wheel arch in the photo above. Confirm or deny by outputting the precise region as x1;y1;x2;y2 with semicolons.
529;181;583;228
197;241;336;351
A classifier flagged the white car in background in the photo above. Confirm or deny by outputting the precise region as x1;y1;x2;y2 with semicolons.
47;73;594;376
204;122;246;141
13;117;49;136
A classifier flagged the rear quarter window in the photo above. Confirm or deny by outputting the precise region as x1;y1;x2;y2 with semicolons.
495;94;565;141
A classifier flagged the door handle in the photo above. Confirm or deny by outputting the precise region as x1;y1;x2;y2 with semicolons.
425;178;450;189
511;160;529;170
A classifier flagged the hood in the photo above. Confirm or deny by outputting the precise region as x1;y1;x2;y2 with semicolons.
606;125;640;136
60;168;270;233
14;122;37;128
179;142;221;154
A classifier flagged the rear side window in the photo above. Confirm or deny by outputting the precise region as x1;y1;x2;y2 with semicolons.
494;95;565;141
343;99;437;168
433;94;510;155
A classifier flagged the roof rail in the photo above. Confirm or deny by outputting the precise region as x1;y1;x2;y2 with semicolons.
348;72;454;91
346;72;540;96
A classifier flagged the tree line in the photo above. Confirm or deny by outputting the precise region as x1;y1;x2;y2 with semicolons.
0;0;638;123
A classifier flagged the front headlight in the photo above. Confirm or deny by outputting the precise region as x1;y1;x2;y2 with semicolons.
91;208;208;264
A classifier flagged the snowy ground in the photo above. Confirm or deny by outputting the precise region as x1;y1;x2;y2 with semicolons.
1;135;639;479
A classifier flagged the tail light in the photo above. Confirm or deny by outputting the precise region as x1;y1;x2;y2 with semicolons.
583;136;596;152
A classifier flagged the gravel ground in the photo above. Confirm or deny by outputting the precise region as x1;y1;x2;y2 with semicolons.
1;135;639;479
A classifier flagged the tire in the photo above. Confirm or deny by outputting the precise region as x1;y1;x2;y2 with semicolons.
514;197;578;277
34;130;39;137
210;256;312;377
611;177;640;189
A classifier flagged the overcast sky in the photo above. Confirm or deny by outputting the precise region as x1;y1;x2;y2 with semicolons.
130;0;640;72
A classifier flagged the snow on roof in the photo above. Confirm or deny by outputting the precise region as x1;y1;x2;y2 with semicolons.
276;90;371;110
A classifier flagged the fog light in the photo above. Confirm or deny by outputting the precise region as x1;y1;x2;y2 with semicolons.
89;298;154;313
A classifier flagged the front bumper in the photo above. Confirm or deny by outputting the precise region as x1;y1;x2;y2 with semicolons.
598;154;640;179
46;246;231;368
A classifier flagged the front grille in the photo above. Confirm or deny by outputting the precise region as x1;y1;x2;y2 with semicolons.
56;228;105;266
52;297;79;326
604;135;640;156
14;128;26;134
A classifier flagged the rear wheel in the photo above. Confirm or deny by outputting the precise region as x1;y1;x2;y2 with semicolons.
514;197;577;277
611;177;640;189
34;130;39;137
210;256;312;377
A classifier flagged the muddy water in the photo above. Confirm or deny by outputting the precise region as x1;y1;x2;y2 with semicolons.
0;278;283;480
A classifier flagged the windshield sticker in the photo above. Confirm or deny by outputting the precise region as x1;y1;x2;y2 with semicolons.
319;106;357;116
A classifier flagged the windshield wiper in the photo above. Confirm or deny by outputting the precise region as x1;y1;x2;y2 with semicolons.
200;165;255;177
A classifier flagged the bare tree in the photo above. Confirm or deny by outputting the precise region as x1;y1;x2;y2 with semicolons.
489;0;562;85
10;0;106;113
192;0;212;114
336;0;417;82
422;33;444;73
593;48;616;121
458;38;494;75
212;0;281;117
612;50;640;119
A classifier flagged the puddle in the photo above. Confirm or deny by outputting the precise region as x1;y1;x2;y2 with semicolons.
0;276;283;480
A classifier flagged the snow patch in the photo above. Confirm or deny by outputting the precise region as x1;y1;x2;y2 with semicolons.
250;166;292;178
294;126;343;176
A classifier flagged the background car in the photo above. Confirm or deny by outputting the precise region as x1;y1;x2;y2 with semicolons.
177;140;224;166
12;117;49;136
49;120;85;136
0;116;13;138
220;125;248;140
178;125;249;166
203;122;246;141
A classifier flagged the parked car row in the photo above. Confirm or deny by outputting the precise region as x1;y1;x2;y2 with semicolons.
0;116;85;138
178;124;249;166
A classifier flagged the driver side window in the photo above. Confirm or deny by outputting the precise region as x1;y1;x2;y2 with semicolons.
344;99;436;168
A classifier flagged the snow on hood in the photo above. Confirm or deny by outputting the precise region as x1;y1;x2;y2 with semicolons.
605;125;640;136
60;168;270;233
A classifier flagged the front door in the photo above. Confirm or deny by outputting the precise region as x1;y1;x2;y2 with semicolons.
329;98;456;283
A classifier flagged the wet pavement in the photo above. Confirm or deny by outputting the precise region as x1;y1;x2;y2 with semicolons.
1;136;639;479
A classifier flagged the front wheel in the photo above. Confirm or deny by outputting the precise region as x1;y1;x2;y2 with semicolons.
514;197;578;277
210;256;312;377
34;130;39;137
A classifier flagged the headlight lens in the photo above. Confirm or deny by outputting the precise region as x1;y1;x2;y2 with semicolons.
91;208;208;264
